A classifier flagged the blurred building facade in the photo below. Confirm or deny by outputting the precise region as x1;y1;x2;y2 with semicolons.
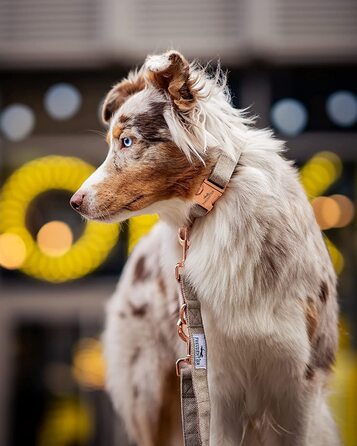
0;0;357;445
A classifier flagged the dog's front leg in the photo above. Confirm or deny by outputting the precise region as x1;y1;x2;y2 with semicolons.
209;385;247;446
270;377;314;446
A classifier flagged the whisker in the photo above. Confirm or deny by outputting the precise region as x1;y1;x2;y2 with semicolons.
86;129;107;138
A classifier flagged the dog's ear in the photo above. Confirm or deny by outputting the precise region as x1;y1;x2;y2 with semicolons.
145;51;198;112
101;71;145;124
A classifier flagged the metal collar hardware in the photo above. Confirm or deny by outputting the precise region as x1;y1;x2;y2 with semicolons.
194;179;225;212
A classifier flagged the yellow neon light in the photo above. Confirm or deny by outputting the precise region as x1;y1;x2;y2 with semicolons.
0;152;347;279
0;156;119;282
128;214;159;253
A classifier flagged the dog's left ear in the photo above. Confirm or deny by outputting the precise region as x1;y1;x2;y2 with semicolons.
145;51;198;112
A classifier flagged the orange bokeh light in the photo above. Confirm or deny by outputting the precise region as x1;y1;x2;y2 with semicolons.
331;195;355;228
312;197;341;230
0;233;27;269
312;195;355;230
37;221;73;257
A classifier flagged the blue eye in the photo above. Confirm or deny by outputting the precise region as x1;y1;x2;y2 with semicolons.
122;137;133;148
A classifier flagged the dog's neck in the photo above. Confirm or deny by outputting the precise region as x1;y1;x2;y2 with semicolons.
158;127;321;337
156;149;238;228
157;143;248;299
158;164;253;338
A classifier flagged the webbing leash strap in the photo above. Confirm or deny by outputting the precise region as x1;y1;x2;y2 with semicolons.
175;152;240;446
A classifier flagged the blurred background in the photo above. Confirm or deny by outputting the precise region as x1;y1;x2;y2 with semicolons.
0;0;357;445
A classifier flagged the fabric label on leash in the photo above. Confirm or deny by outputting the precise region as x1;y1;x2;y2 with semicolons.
193;334;207;369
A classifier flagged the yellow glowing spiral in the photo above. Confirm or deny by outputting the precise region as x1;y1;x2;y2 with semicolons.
0;156;119;282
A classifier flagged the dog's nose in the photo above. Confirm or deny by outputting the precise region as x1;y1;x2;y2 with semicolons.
70;191;85;210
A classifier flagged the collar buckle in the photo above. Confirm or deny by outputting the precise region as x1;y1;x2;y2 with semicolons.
194;179;225;212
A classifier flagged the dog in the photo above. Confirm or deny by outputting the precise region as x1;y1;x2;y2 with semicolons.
70;50;340;446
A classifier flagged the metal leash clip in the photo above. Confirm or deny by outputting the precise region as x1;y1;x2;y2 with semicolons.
175;227;190;282
176;303;191;376
177;303;189;343
175;228;192;376
176;304;191;376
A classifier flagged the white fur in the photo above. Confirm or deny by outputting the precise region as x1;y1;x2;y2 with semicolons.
116;87;163;121
146;53;172;72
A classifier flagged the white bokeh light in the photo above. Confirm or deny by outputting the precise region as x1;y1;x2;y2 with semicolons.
326;90;357;127
44;83;82;120
0;104;35;141
271;98;308;137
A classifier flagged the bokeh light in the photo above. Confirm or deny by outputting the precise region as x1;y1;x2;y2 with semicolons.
44;83;82;120
331;194;355;228
312;196;341;230
0;156;119;282
326;91;357;127
325;236;344;275
0;104;35;141
270;98;308;137
38;398;92;446
37;221;73;257
311;195;354;231
0;232;27;269
300;151;346;274
300;151;342;199
72;338;105;390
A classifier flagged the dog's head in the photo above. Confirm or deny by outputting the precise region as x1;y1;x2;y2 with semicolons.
70;51;216;223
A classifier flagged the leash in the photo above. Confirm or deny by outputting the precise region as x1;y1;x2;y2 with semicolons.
175;152;240;446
